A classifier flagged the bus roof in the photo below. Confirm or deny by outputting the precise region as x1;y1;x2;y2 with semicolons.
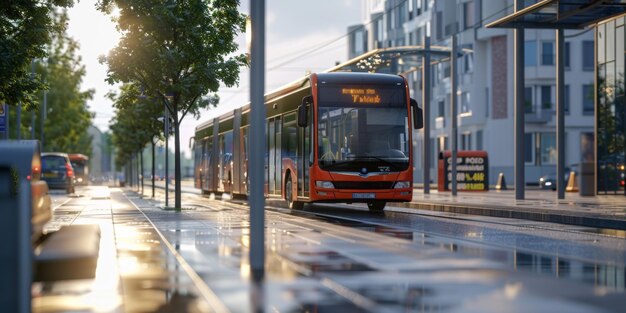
68;153;89;161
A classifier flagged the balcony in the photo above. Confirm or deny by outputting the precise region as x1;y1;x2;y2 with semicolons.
525;108;553;123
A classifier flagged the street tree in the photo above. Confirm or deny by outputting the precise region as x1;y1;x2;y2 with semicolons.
41;11;95;154
97;0;247;209
0;0;74;108
108;82;164;196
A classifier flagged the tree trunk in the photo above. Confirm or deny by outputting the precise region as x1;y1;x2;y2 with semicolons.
174;112;182;209
152;139;156;198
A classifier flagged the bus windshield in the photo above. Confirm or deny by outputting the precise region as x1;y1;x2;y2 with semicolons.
317;85;409;172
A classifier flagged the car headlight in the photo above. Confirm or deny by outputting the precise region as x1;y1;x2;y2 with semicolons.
545;181;552;186
315;181;334;189
394;181;411;189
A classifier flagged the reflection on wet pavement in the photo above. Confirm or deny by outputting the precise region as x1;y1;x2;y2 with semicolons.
33;187;626;312
298;205;626;292
129;195;625;312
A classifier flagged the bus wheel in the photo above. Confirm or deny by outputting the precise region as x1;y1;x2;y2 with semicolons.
367;201;386;212
286;177;302;210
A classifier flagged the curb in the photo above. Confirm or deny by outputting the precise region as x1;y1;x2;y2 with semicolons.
398;201;626;230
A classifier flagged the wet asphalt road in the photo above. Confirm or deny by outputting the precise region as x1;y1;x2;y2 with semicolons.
46;186;626;312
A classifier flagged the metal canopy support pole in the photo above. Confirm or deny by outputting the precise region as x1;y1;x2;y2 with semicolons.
451;35;458;196
422;33;431;194
165;107;169;207
17;103;21;140
5;105;9;140
250;0;266;282
514;0;526;200
556;29;565;199
41;91;46;150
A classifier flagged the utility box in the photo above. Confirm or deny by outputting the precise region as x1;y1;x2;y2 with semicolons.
0;140;41;313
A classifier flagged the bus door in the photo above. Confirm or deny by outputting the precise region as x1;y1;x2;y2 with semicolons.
297;105;312;198
203;138;211;191
267;116;282;196
232;109;242;195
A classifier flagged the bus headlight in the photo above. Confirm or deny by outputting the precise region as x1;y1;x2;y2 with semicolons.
394;181;411;189
315;181;334;189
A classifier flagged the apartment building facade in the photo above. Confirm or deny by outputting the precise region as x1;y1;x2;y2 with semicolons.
348;0;595;186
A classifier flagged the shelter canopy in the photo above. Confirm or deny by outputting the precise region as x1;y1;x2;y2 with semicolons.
486;0;626;29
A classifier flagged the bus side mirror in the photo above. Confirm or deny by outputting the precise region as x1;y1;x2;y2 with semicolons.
298;96;311;127
410;98;423;129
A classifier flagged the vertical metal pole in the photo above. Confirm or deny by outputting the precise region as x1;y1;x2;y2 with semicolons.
556;29;565;199
514;0;525;200
152;140;156;198
30;111;35;139
250;0;266;282
17;103;21;140
422;33;431;194
41;91;46;151
31;60;36;139
5;105;9;140
165;108;169;207
451;35;458;196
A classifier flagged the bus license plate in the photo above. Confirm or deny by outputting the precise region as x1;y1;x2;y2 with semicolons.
352;193;375;199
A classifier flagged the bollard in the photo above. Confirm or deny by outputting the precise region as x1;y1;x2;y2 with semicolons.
566;171;579;192
0;140;40;313
495;172;508;190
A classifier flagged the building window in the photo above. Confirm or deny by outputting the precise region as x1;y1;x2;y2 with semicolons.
464;52;474;73
564;42;570;69
582;41;594;71
541;85;552;110
354;29;364;55
524;133;534;164
438;100;445;117
582;84;594;115
463;1;475;30
525;41;537;66
525;86;534;113
476;130;483;150
540;132;556;165
461;132;472;150
461;92;471;113
541;41;555;65
436;11;443;40
564;84;570;114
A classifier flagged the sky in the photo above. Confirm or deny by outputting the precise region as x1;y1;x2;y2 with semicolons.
67;0;363;157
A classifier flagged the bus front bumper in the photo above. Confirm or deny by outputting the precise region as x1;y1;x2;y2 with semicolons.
311;189;412;203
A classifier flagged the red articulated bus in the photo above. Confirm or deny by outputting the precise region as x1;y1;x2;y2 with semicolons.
193;72;422;211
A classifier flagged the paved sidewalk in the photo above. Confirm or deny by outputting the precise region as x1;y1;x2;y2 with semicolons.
400;188;626;230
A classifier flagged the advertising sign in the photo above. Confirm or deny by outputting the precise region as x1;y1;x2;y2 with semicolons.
0;103;6;132
438;150;489;191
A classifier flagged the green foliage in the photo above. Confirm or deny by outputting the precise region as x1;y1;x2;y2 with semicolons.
99;0;247;207
97;0;247;121
108;82;165;167
40;12;95;155
0;0;75;108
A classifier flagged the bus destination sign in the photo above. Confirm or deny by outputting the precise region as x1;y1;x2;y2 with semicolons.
341;88;381;104
438;150;489;191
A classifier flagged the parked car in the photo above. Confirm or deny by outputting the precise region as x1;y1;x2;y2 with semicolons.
539;167;577;190
41;152;75;194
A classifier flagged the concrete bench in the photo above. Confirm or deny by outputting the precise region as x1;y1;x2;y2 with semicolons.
34;224;101;282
